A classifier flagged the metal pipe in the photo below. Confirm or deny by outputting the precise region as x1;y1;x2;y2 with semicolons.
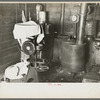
25;3;27;21
76;3;88;44
60;3;65;34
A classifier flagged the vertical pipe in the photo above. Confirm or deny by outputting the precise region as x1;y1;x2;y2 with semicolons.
25;3;27;21
76;3;88;44
44;3;46;11
16;4;17;23
60;3;65;34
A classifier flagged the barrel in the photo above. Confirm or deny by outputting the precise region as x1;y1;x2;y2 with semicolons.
85;20;96;36
61;41;86;72
89;38;100;65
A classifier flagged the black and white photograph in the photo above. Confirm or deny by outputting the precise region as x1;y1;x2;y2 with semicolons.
0;2;100;83
0;1;100;98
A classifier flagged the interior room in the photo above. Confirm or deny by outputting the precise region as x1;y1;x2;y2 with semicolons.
0;3;100;83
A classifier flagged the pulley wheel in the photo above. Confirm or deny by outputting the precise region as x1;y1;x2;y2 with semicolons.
22;41;35;55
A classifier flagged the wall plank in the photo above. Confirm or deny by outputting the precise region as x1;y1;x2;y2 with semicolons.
0;52;20;67
0;55;20;73
0;4;20;74
0;39;17;50
0;46;19;60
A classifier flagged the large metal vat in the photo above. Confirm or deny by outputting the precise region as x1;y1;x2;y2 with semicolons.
61;41;86;72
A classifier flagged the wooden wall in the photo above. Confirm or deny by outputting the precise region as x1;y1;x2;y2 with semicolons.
0;4;20;74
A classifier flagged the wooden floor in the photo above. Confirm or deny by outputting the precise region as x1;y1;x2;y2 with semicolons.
0;64;84;83
26;62;84;83
2;61;99;83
